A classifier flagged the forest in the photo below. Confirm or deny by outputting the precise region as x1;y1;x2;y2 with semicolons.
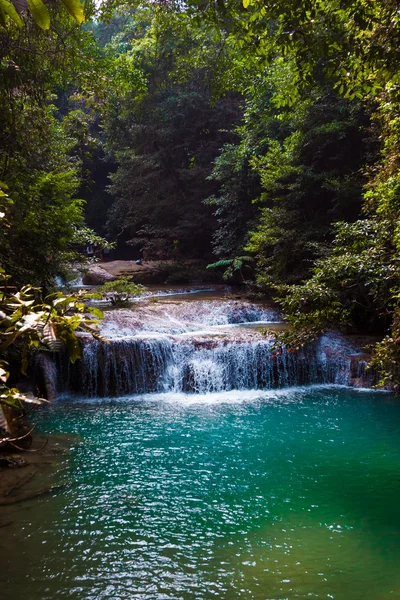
1;0;400;406
2;3;400;598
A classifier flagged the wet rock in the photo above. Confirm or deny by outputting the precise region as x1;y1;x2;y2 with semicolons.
82;265;117;285
35;352;58;400
349;356;376;388
100;300;277;338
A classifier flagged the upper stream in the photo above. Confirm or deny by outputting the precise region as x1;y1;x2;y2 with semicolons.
1;292;399;599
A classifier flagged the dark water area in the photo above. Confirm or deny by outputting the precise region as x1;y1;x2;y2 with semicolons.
1;387;400;599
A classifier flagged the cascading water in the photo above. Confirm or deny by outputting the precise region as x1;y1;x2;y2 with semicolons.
98;299;279;337
55;296;372;397
79;336;174;397
74;333;363;397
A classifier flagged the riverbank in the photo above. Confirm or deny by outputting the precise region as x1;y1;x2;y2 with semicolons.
82;259;221;286
0;433;74;514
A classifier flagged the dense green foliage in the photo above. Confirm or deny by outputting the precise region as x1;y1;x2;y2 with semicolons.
0;1;113;287
0;0;106;445
0;267;103;446
276;88;400;386
246;92;373;285
207;71;374;285
2;0;400;386
183;0;400;100
102;9;242;259
0;0;84;30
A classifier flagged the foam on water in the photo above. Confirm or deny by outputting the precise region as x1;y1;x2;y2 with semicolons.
56;384;381;407
135;286;220;300
99;300;279;338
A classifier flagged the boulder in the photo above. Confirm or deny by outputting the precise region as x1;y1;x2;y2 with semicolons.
82;265;117;285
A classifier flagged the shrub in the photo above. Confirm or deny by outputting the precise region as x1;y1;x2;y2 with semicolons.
98;278;145;306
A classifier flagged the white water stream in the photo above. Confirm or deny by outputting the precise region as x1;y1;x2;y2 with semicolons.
52;296;370;397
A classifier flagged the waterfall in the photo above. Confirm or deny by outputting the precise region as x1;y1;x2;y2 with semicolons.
68;333;369;397
40;297;375;398
79;337;174;397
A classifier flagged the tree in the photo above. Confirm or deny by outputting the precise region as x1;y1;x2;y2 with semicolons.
103;7;242;259
246;87;373;285
98;277;144;305
275;86;400;385
183;0;400;102
0;0;109;287
176;0;400;383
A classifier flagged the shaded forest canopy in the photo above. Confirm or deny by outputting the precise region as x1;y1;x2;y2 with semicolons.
1;0;400;385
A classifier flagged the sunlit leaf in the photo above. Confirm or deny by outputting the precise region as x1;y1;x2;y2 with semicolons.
26;0;50;30
0;0;23;27
42;323;64;351
60;0;84;24
0;366;8;382
0;394;23;410
88;306;104;319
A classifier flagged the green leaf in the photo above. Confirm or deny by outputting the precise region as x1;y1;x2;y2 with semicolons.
0;0;23;27
26;0;50;30
88;306;104;319
42;323;64;351
64;331;82;363
60;0;84;24
243;0;250;7
0;394;23;410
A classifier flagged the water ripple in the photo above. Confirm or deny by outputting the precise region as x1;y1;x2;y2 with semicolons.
1;388;400;600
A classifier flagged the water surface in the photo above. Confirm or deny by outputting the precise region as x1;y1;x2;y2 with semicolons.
1;387;399;599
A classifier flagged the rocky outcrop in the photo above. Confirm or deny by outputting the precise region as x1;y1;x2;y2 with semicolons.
349;355;377;388
35;352;58;401
82;265;117;285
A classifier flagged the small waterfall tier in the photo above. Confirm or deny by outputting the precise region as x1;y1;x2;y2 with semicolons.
64;333;369;397
48;299;373;398
99;299;279;338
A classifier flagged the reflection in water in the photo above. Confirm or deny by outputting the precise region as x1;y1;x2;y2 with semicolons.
1;387;399;599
